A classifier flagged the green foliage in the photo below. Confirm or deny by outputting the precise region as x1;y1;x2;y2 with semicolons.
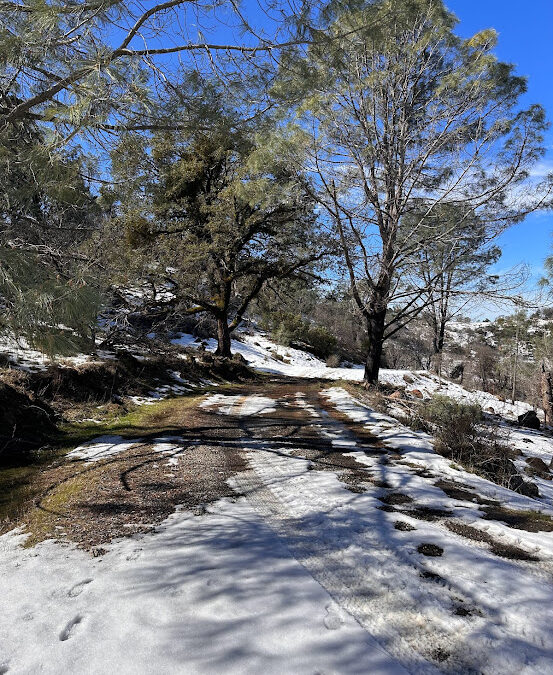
422;395;482;434
265;311;337;359
106;89;327;353
0;118;99;355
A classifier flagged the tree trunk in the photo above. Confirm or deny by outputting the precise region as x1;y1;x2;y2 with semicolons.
215;315;232;358
364;308;386;385
541;363;553;425
431;316;446;375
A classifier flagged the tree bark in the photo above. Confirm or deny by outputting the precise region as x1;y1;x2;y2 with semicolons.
541;363;553;425
215;315;232;358
364;308;386;384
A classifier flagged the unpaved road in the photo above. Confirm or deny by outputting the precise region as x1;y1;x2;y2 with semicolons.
9;377;553;674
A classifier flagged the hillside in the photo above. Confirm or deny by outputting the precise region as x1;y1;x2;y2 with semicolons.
1;331;553;673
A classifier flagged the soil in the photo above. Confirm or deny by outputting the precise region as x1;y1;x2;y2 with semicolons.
445;520;540;561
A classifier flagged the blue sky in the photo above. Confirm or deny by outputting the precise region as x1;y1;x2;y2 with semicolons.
446;0;553;294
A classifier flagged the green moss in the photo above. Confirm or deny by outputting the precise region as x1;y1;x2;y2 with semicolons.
57;392;207;450
23;472;92;547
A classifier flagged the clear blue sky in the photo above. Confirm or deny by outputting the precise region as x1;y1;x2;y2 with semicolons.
446;0;553;293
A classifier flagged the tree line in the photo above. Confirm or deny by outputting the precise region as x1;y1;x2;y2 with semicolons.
1;0;551;383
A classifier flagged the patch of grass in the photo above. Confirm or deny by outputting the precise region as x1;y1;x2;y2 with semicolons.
0;391;206;532
0;447;64;527
58;393;205;451
23;471;93;547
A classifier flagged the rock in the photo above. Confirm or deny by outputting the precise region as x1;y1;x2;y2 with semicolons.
450;363;464;380
486;407;495;414
232;353;247;365
509;474;540;498
403;374;414;384
526;457;551;479
518;410;541;430
389;390;403;400
411;389;424;399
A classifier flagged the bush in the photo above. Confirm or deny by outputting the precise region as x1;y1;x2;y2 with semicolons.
326;353;341;368
416;395;524;489
265;311;337;359
423;395;482;435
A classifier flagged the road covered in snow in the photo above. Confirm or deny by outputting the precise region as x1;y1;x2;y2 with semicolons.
2;371;553;673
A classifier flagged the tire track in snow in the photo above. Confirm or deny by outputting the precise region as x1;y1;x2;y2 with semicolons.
231;389;446;675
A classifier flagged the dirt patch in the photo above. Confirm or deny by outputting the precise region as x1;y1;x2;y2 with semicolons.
435;479;499;506
482;505;553;533
377;504;396;512
417;543;444;557
394;520;416;531
316;393;387;455
419;569;445;582
380;492;413;506
234;383;377;495
403;506;453;521
14;401;247;549
445;520;540;561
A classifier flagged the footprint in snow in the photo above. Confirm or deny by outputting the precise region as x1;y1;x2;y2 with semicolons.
59;615;84;642
324;603;346;630
68;579;93;598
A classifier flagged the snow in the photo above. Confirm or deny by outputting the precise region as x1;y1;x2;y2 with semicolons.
233;390;553;673
67;435;142;462
0;499;406;675
200;394;277;416
6;330;553;672
379;370;535;421
172;331;365;380
172;331;537;422
67;435;188;466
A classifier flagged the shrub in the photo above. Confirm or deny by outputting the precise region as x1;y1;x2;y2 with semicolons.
416;394;522;488
325;353;341;368
418;395;483;462
266;311;337;359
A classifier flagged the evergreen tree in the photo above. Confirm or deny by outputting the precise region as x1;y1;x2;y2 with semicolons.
107;112;327;356
0;117;100;354
279;0;552;383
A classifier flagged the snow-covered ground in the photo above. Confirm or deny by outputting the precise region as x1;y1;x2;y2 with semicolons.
4;331;553;673
224;389;553;673
172;331;365;380
173;330;536;420
0;499;406;675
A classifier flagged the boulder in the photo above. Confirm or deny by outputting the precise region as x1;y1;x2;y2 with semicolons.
526;456;551;480
509;474;540;498
403;374;414;384
518;410;541;430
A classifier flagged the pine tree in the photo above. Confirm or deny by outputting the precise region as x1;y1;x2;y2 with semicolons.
0;117;100;355
280;0;553;383
107;108;327;356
